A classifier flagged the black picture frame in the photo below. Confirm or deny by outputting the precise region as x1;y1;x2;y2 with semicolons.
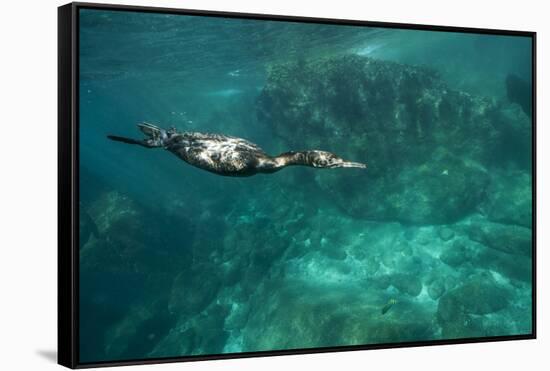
58;2;537;369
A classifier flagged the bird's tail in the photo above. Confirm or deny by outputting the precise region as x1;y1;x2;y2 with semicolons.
107;135;145;146
107;122;167;148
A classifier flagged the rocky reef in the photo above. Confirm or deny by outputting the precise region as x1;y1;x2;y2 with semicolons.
79;54;533;362
257;55;531;225
79;191;194;361
436;273;511;338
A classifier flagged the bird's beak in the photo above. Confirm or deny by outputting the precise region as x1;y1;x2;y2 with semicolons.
339;161;367;169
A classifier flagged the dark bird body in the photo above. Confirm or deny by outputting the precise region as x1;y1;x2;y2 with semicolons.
108;123;366;177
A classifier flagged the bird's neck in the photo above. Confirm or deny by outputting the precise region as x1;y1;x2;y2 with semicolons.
255;151;311;174
275;151;311;167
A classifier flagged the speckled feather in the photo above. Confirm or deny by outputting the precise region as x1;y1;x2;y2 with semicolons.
165;132;269;176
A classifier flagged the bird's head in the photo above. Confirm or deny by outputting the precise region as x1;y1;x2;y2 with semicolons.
308;150;367;169
137;122;170;148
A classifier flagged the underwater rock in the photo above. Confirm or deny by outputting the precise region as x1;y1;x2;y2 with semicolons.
438;313;485;339
415;234;431;246
242;281;436;351
190;304;231;355
104;306;153;358
84;190;194;271
257;54;513;224
79;203;100;248
257;55;531;224
320;240;348;261
363;255;380;275
427;279;446;300
468;221;532;256
381;239;424;275
83;191;149;271
483;170;532;228
437;273;510;338
374;274;392;290
488;104;532;170
438;227;455;241
149;328;196;359
403;228;417;241
439;277;511;316
78;186;206;361
104;303;175;360
439;240;469;268
395;239;413;256
87;191;141;236
443;275;459;292
224;302;251;331
474;246;532;283
168;268;221;316
390;273;423;297
149;304;229;358
314;138;490;225
219;260;243;286
80;190;175;361
506;73;532;118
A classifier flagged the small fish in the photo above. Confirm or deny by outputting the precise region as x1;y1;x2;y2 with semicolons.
381;298;398;315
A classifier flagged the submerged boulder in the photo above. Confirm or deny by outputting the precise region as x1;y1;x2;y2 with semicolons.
149;304;229;358
506;73;532;118
168;266;221;316
483;170;532;228
436;273;511;338
427;279;446;300
256;55;526;224
79;190;198;362
439;240;471;268
87;191;141;237
438;227;455;242
468;221;532;256
390;273;423;297
475;247;532;283
242;281;436;351
316;148;489;224
438;274;510;318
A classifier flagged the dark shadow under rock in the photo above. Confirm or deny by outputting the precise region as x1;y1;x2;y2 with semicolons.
483;170;532;228
468;221;532;256
437;273;511;338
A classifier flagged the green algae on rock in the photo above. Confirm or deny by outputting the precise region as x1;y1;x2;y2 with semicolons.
483;170;532;228
437;273;511;338
257;55;528;224
468;221;532;256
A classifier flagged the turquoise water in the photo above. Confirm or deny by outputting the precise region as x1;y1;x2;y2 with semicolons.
78;8;533;363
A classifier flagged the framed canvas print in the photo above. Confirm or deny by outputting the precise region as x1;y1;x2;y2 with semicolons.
58;2;536;368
